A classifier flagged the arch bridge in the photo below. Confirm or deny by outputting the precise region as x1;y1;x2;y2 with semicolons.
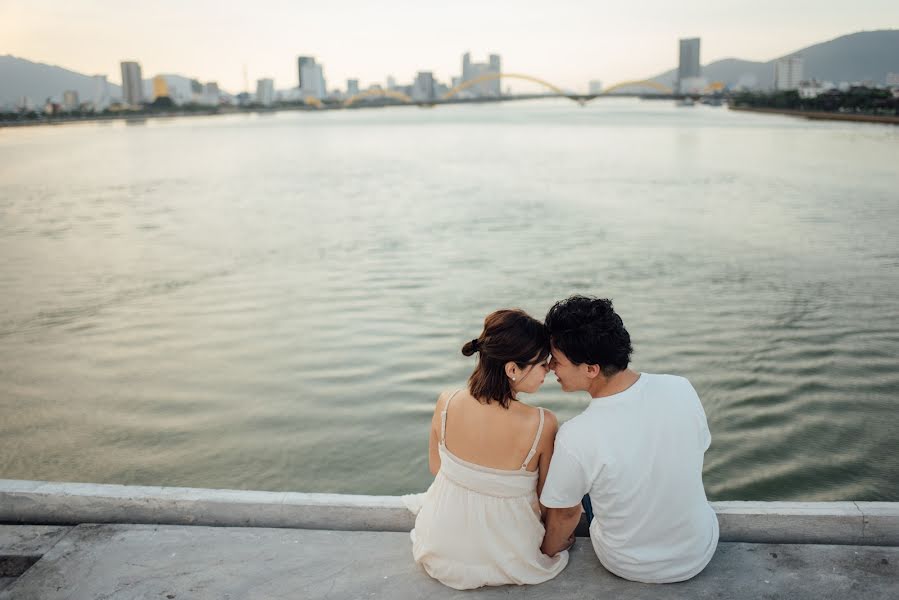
328;73;674;109
443;72;672;104
343;89;414;108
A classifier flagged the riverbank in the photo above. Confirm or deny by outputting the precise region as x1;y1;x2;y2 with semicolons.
1;480;897;598
729;105;899;125
0;94;562;129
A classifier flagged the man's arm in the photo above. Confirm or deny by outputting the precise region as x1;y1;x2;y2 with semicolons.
541;505;581;556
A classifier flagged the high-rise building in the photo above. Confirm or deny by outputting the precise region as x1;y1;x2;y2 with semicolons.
152;75;170;100
298;57;326;99
460;52;501;97
412;72;436;101
297;56;315;88
92;75;109;111
386;76;397;90
677;38;701;94
774;56;804;91
120;61;143;106
347;79;360;96
256;78;275;106
63;90;79;111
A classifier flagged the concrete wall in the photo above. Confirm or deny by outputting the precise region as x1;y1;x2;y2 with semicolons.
1;479;897;546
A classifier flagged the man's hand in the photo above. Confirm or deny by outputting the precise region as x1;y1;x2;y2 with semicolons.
541;505;582;556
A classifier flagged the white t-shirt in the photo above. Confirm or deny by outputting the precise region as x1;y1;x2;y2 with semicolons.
540;373;719;584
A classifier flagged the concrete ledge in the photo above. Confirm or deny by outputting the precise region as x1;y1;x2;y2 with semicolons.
1;479;897;546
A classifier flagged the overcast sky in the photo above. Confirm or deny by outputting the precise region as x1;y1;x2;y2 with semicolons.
3;1;897;92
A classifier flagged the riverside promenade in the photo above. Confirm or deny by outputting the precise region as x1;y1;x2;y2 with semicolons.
1;479;897;599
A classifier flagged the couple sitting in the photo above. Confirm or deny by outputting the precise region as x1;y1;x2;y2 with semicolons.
405;295;719;590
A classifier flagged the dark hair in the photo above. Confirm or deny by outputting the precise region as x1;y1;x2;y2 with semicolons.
461;309;550;408
544;295;632;377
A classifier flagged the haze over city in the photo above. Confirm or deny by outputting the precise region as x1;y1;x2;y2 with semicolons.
3;0;898;92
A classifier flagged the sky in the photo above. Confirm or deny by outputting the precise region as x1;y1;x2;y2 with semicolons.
2;1;898;93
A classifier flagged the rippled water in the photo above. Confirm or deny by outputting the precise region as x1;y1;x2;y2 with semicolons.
1;99;897;500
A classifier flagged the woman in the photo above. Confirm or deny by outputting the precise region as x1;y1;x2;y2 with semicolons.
405;309;570;590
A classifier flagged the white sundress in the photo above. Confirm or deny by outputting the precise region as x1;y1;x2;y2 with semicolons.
404;390;569;590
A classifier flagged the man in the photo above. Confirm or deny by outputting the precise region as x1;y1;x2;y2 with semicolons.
539;295;719;583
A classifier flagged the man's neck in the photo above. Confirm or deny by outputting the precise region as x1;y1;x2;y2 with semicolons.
587;368;641;399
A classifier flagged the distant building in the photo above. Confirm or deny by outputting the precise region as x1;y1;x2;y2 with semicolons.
62;90;79;111
798;80;839;98
152;75;170;100
256;78;275;106
775;56;804;91
189;79;203;103
886;73;899;87
298;56;326;99
677;38;701;94
92;75;109;111
297;56;315;88
120;61;143;106
589;80;603;94
386;76;397;90
412;72;436;101
461;52;501;97
202;82;221;105
347;79;360;96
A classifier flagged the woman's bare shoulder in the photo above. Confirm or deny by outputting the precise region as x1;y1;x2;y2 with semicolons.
435;388;467;409
537;408;560;442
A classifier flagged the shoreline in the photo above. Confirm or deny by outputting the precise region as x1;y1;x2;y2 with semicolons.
729;105;899;125
0;94;558;129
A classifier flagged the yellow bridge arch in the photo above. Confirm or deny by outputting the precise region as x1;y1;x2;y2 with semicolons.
343;89;413;107
443;72;569;99
601;80;672;95
331;74;675;110
441;72;672;103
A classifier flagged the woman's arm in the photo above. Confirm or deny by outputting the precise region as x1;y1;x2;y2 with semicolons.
428;391;449;475
536;410;560;519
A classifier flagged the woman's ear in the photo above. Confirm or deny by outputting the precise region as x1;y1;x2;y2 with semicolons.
505;361;518;380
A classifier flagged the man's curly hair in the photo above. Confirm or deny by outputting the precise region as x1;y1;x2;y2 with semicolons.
544;295;633;376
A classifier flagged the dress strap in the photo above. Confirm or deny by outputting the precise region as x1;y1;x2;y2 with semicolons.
521;407;545;470
440;389;463;444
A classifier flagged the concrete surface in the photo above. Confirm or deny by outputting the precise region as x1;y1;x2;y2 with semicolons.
0;524;896;599
0;525;72;593
3;479;899;546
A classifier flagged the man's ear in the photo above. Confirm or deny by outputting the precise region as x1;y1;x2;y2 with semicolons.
584;363;602;379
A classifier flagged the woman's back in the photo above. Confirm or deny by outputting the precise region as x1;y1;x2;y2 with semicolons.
443;390;544;472
406;389;568;590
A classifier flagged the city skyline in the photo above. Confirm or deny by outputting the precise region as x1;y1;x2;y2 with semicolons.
2;1;898;92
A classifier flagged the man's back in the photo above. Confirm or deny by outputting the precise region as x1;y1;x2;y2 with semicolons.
541;373;719;583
